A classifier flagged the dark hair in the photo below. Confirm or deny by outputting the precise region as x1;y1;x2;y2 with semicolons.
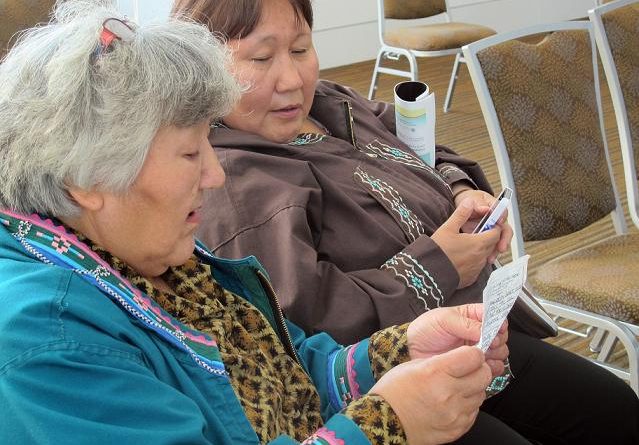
172;0;313;39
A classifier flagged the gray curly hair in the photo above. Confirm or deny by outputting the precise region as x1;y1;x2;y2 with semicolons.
0;0;239;217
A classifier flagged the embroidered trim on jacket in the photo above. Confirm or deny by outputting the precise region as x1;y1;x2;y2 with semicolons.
360;139;428;170
327;342;364;410
289;133;327;146
358;140;452;193
354;167;425;242
302;426;346;445
381;252;444;310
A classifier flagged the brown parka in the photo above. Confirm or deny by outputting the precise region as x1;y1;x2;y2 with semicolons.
198;80;498;344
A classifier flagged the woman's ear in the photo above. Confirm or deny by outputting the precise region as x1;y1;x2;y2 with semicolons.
66;186;105;212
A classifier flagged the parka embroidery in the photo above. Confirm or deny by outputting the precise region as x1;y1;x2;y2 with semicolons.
358;140;452;194
353;167;424;242
381;252;444;310
359;139;427;170
289;133;327;146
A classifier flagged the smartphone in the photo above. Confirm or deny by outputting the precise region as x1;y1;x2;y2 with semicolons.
472;187;513;234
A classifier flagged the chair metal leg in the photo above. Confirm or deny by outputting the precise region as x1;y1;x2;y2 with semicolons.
406;51;419;82
444;52;462;113
369;49;419;100
589;327;607;352
597;333;619;362
540;299;639;396
368;50;384;100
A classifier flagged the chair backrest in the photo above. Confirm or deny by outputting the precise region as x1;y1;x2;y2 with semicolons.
377;0;452;46
384;0;448;19
0;0;55;58
590;0;639;228
463;22;627;259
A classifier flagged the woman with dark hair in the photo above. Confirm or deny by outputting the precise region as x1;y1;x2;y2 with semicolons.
174;0;639;443
178;0;510;346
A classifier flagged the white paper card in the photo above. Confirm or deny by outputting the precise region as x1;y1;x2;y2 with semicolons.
477;255;530;352
394;82;436;167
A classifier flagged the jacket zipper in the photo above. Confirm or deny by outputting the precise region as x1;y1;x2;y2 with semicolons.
255;270;303;367
343;100;357;147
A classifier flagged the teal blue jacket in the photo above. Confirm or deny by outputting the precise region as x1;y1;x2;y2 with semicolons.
0;225;375;444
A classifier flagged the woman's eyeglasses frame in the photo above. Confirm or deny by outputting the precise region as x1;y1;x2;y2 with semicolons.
92;17;135;62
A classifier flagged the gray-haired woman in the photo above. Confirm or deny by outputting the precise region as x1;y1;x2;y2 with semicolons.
0;1;512;444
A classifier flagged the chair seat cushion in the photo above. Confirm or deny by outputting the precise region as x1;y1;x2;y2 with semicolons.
384;22;496;51
530;233;639;325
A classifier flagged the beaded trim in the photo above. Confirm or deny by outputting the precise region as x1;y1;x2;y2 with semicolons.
0;210;227;377
381;252;444;310
327;343;363;410
353;167;425;242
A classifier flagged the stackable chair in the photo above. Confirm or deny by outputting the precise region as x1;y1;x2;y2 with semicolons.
590;0;639;229
368;0;495;112
0;0;56;58
463;21;639;394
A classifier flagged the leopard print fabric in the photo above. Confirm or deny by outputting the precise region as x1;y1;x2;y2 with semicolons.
343;395;407;445
351;325;410;444
78;235;322;442
368;324;410;380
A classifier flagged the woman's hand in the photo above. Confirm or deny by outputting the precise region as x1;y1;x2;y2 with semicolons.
407;304;509;377
454;189;513;263
370;346;492;445
431;198;502;288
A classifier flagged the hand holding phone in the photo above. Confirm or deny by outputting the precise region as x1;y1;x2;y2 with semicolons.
472;187;512;234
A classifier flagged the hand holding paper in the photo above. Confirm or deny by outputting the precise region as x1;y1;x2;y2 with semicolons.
477;255;530;352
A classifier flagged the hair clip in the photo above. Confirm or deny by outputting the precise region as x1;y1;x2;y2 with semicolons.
92;17;135;61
